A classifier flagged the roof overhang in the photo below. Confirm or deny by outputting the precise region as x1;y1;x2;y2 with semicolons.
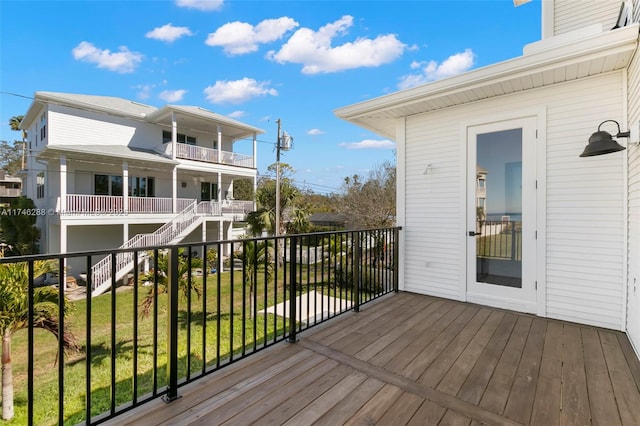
146;105;264;140
335;24;640;139
37;145;178;168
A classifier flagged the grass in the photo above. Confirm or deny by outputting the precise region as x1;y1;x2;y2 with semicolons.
1;263;363;425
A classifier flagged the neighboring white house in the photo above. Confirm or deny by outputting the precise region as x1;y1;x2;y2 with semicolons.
20;91;263;295
336;0;640;357
0;170;22;208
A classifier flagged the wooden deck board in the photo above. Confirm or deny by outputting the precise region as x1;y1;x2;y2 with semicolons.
102;292;640;426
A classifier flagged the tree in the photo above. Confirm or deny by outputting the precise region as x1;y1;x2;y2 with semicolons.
339;161;396;229
7;115;25;173
0;141;23;176
0;259;79;420
0;196;41;255
238;240;273;318
138;249;203;318
232;179;254;201
287;208;310;234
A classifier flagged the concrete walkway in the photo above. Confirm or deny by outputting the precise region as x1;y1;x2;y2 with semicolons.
259;290;353;324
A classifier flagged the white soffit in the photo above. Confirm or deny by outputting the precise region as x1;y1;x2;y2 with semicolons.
335;24;640;139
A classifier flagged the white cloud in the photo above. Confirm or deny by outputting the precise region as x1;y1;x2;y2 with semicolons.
159;89;187;102
203;78;278;104
133;84;155;100
146;24;193;43
205;17;298;55
175;0;223;11
398;49;475;89
339;139;396;150
266;15;406;74
228;110;245;118
72;41;143;73
307;128;325;136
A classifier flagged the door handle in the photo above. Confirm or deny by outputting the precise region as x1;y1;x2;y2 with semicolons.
468;231;482;236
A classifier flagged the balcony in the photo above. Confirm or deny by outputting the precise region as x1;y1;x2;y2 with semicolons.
59;195;253;216
0;187;21;197
175;144;254;168
4;228;640;425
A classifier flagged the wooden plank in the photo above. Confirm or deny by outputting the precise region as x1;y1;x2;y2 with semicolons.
478;315;532;415
377;391;425;425
368;300;454;368
530;321;563;426
384;303;468;374
502;318;546;425
616;333;640;393
599;330;640;424
354;299;446;361
314;377;387;425
111;343;309;426
436;310;504;397
282;370;369;426
169;352;328;426
438;410;472;426
457;313;518;405
581;327;621;426
401;305;480;381
407;401;447;425
420;308;495;389
255;364;354;425
559;324;591;426
344;384;404;425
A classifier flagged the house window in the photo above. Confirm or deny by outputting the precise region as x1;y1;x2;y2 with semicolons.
94;174;124;196
36;172;45;199
39;112;47;141
162;130;196;145
129;176;155;197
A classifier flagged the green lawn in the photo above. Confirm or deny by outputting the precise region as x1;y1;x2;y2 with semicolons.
2;263;366;426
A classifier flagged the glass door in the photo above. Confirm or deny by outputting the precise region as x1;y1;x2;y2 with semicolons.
467;118;536;313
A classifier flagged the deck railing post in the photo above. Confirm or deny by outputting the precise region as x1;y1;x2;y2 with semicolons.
353;231;360;312
288;236;298;343
511;223;517;261
393;227;400;293
163;246;180;402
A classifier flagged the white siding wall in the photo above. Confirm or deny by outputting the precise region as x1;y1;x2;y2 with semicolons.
625;0;640;353
404;72;626;329
553;0;622;35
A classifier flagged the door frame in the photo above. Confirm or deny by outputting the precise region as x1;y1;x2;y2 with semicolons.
461;110;546;316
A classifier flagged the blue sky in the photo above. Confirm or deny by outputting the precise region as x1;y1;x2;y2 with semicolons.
0;0;541;194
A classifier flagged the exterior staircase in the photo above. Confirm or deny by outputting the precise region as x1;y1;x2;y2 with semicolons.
90;201;213;297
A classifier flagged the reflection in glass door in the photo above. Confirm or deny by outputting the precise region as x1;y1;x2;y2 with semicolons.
476;129;522;288
467;117;536;314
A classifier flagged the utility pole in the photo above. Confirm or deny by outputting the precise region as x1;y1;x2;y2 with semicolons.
274;119;292;237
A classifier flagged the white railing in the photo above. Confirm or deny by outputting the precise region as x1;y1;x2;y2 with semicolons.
221;200;254;216
196;200;222;216
0;187;21;197
175;144;254;168
90;201;202;296
62;195;196;214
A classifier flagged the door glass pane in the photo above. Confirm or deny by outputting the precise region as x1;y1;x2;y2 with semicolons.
476;129;522;288
201;182;211;201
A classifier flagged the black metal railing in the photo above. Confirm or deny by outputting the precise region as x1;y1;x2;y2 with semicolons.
0;227;400;425
476;220;521;261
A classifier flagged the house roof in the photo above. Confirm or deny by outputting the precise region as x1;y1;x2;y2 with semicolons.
335;24;640;139
37;145;178;167
21;92;264;139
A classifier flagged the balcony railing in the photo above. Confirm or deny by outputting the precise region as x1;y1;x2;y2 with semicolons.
0;187;21;197
175;144;254;168
61;195;198;214
1;227;400;425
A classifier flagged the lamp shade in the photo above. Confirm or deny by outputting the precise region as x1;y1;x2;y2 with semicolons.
579;130;626;157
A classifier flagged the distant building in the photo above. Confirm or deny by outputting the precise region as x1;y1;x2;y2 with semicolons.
0;170;22;207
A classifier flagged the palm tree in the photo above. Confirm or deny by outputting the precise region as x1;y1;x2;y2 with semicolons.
138;249;203;318
0;259;79;421
239;240;274;318
8;115;25;170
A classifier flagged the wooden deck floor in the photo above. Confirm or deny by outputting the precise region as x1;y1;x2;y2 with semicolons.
107;292;640;425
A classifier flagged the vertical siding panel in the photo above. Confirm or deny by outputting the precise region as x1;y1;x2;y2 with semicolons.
554;0;621;35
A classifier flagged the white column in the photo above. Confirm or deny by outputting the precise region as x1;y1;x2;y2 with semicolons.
172;167;178;213
171;112;177;160
202;221;206;242
122;161;129;213
59;155;67;213
252;132;257;168
217;172;222;201
216;124;222;162
123;223;129;244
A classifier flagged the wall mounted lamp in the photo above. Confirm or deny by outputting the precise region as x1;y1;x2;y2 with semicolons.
580;120;630;157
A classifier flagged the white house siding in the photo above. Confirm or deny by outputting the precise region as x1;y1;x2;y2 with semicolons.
626;0;640;353
553;0;622;36
403;72;626;329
